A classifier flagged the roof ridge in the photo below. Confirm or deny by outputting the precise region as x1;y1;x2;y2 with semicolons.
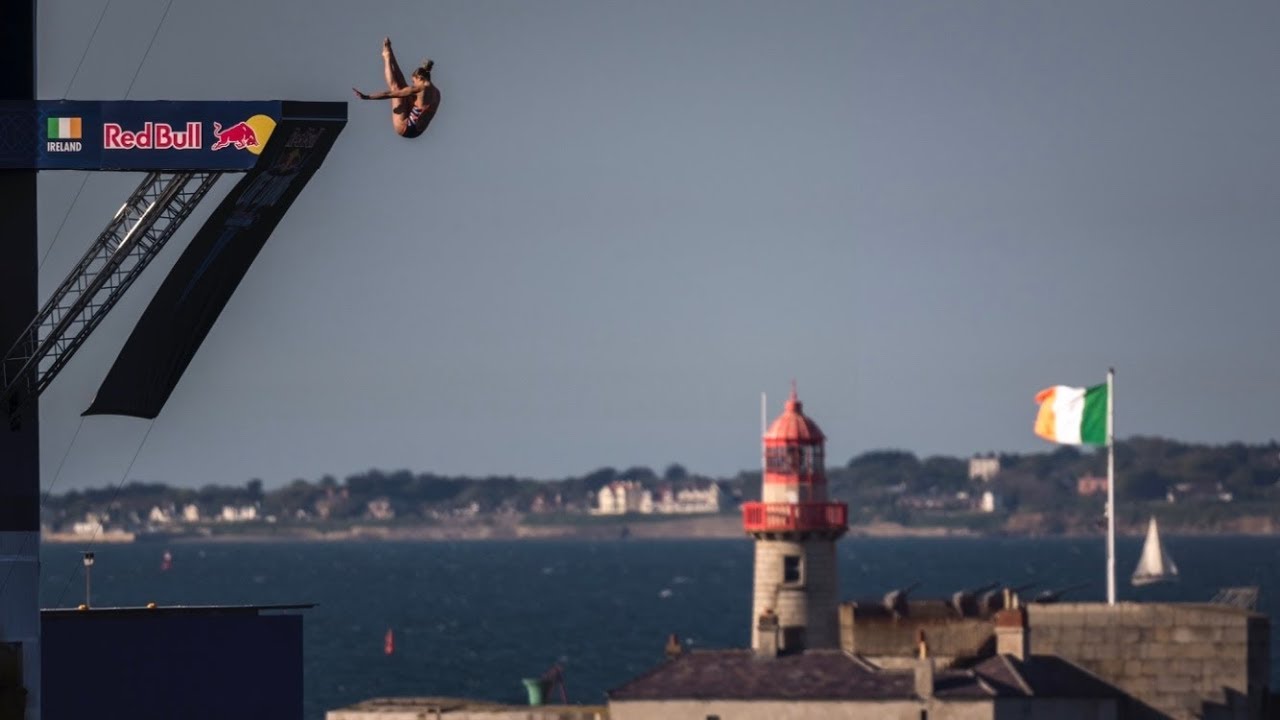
971;674;998;698
999;654;1034;696
845;652;882;672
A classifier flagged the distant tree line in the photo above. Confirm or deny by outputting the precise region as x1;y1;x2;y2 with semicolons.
42;463;726;527
41;437;1280;530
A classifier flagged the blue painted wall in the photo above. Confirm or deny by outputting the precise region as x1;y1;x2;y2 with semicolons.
43;610;303;720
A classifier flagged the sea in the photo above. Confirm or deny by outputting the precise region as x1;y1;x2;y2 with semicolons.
39;535;1280;720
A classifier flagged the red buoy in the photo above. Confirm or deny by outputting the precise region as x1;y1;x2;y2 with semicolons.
384;628;394;656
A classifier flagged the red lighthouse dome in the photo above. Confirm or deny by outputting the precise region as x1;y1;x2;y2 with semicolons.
764;389;826;445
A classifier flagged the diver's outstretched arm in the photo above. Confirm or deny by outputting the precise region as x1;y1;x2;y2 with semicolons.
353;86;418;100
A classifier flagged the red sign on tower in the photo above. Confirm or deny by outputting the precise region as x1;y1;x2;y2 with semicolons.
103;122;203;150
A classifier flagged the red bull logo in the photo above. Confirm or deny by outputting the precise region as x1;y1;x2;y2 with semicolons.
210;115;277;154
211;121;259;151
103;122;202;150
99;115;276;155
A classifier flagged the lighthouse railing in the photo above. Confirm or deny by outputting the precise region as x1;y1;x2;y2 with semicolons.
742;502;847;533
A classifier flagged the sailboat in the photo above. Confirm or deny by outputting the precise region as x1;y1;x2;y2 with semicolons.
1131;516;1178;587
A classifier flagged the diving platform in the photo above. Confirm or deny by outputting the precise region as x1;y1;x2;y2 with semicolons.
0;100;346;422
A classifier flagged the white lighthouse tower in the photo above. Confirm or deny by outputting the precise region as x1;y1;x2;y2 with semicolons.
743;386;848;652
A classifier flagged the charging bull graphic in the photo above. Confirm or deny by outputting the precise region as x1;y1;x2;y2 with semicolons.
211;121;259;151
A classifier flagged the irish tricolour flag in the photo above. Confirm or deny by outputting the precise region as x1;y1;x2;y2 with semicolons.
1034;384;1107;445
47;117;82;140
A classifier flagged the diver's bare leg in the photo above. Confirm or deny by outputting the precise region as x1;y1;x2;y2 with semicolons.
383;37;408;91
383;37;412;132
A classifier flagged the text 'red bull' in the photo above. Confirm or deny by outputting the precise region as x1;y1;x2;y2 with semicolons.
103;122;203;150
211;121;258;151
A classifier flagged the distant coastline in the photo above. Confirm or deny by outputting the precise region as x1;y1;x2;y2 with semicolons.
40;510;1280;544
41;436;1280;545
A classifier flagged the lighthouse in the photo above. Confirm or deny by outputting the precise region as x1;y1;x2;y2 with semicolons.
743;386;848;652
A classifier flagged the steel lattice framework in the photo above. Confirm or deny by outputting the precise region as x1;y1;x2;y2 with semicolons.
2;170;223;422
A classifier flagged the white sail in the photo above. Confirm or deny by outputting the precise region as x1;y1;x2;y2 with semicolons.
1131;516;1178;586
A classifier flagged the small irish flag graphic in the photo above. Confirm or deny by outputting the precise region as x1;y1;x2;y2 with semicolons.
47;117;82;140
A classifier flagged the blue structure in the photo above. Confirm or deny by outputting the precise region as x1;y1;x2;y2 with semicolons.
0;8;346;717
1;5;49;716
43;605;307;720
0;100;339;171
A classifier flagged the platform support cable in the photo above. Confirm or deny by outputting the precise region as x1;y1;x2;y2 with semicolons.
2;170;223;420
54;417;155;609
39;0;176;273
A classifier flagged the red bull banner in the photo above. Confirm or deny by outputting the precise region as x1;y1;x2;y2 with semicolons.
84;102;346;418
0;101;299;170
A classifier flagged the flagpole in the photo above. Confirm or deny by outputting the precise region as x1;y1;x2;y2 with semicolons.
1106;367;1116;605
761;392;767;477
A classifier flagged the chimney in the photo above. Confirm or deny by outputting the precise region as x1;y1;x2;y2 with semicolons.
664;633;683;660
755;609;779;659
914;629;934;699
994;606;1028;660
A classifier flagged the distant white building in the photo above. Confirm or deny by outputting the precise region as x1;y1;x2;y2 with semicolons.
598;481;723;515
594;481;652;515
638;489;654;514
968;455;1001;482
366;498;395;521
148;506;173;524
980;491;998;513
71;513;105;536
594;484;621;515
220;505;258;522
669;483;721;514
182;504;201;523
1166;481;1234;504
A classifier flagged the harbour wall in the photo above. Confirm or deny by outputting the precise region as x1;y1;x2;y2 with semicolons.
1026;602;1269;720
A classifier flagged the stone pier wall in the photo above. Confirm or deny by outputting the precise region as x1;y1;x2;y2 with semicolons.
838;600;994;667
1026;602;1269;720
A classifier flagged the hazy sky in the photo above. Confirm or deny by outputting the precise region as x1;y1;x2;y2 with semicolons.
31;0;1280;490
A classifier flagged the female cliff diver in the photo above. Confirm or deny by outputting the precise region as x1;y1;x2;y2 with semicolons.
353;38;440;138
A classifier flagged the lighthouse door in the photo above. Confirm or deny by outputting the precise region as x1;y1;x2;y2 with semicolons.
782;626;806;652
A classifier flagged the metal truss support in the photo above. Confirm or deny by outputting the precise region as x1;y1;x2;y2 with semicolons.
3;170;223;422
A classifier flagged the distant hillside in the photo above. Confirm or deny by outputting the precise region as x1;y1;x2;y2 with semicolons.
41;437;1280;537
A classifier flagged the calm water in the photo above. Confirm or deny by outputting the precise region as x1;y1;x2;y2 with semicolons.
38;535;1280;719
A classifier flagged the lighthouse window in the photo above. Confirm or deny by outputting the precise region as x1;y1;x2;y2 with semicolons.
765;446;791;473
764;445;825;475
783;555;802;584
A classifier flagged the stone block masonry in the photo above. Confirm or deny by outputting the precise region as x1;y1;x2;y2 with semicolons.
839;601;994;665
752;539;839;649
1026;602;1269;720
